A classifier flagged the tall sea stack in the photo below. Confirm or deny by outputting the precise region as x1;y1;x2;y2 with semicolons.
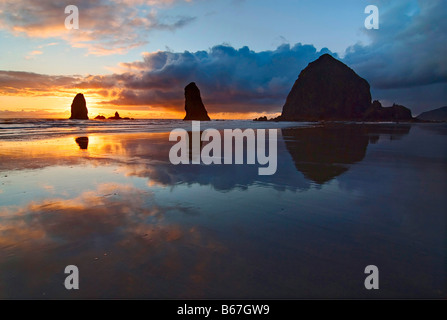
183;82;210;121
69;93;89;120
279;54;372;121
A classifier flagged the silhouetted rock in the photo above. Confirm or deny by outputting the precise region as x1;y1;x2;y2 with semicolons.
417;106;447;122
94;115;106;120
183;82;210;121
108;111;122;120
75;137;89;150
278;54;415;122
254;116;268;121
364;101;413;122
69;93;89;120
279;54;371;121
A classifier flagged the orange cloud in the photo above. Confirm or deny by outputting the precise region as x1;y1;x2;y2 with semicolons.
25;50;43;60
0;0;196;56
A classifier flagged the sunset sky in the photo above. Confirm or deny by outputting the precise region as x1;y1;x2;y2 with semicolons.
0;0;445;119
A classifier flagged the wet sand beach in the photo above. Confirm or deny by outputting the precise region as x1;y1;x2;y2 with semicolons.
0;121;446;298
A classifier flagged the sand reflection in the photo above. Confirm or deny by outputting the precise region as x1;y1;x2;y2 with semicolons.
0;182;227;298
75;137;89;150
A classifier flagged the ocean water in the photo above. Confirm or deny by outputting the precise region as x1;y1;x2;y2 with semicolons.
0;118;305;140
0;119;446;298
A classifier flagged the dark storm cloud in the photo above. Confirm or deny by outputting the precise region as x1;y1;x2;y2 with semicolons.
108;43;334;113
345;0;446;89
344;0;447;113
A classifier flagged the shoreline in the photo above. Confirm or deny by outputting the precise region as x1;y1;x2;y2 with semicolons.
0;119;443;142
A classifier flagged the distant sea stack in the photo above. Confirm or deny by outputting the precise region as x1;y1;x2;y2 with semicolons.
183;82;210;121
108;111;122;120
69;93;89;120
416;106;447;122
279;54;371;121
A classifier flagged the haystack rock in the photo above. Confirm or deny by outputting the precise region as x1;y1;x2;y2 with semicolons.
279;54;372;121
183;82;210;121
69;93;89;120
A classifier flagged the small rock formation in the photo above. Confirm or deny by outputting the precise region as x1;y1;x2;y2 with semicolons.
183;82;210;121
363;101;413;121
416;106;447;122
75;137;89;150
69;93;89;120
108;111;122;120
279;54;371;121
253;116;268;121
94;115;106;120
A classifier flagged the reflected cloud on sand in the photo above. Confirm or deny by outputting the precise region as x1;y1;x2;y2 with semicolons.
0;182;226;299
